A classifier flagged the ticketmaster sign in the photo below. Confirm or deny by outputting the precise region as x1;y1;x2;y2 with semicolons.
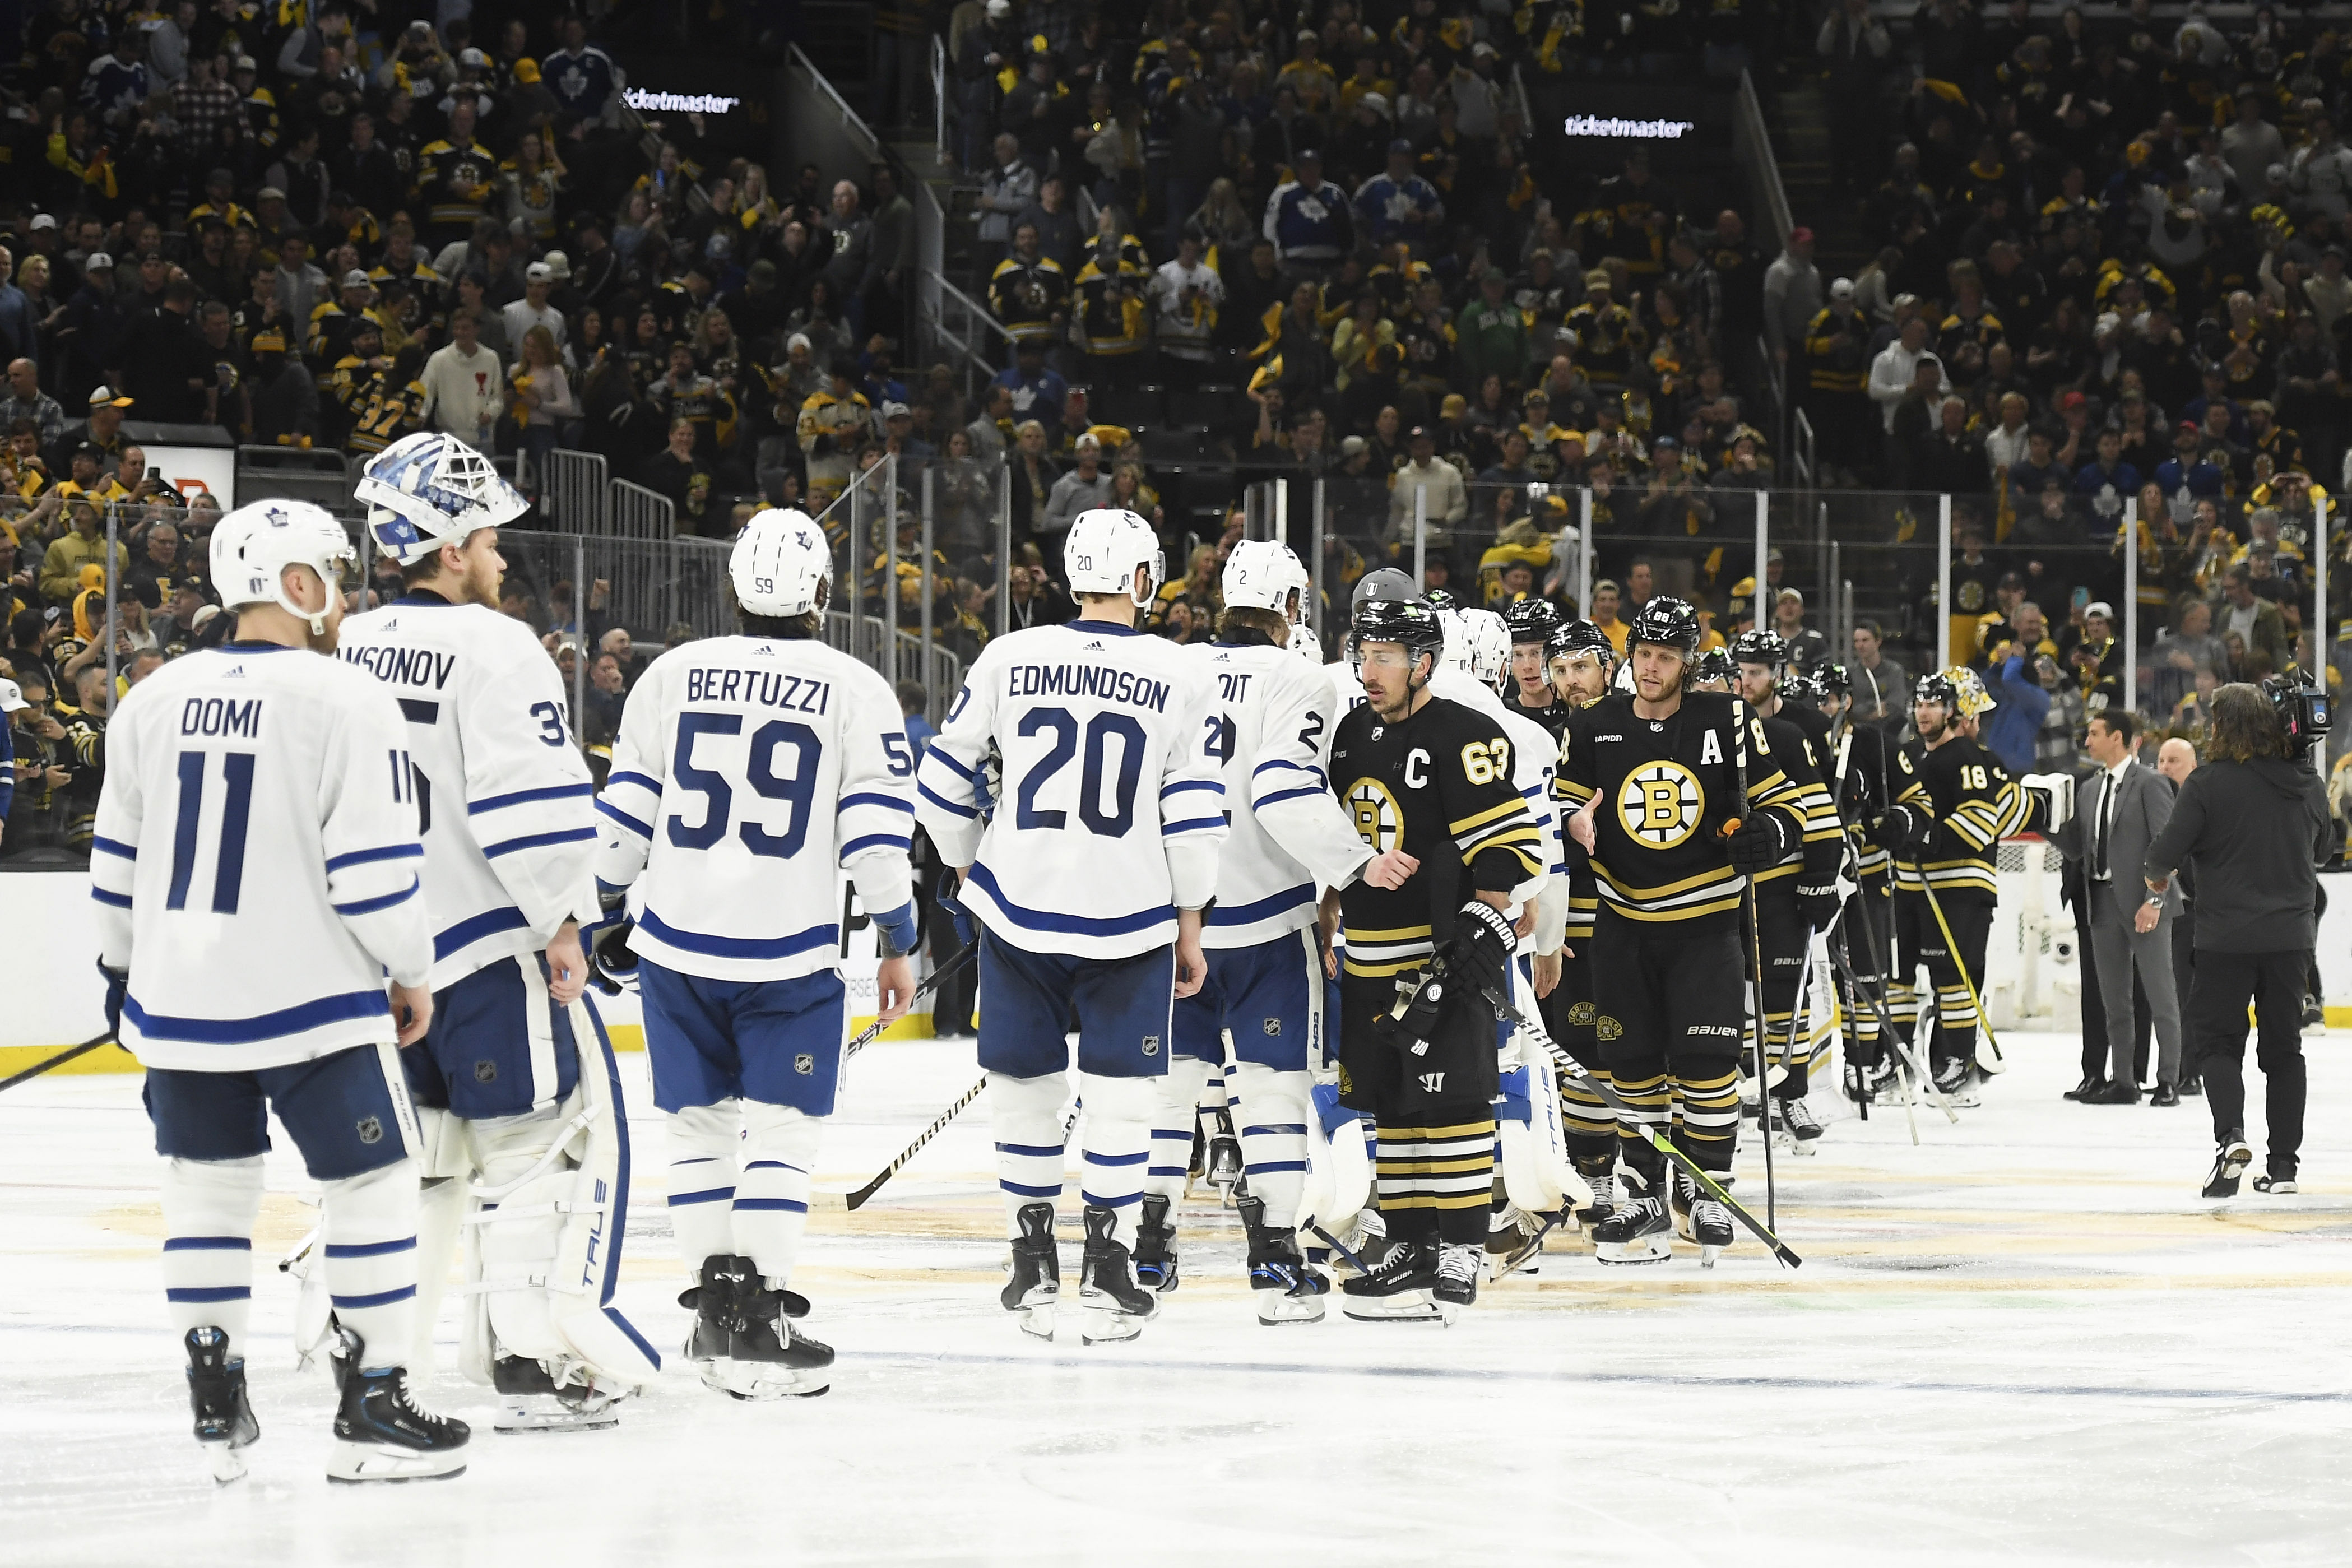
1561;114;1696;138
623;89;743;114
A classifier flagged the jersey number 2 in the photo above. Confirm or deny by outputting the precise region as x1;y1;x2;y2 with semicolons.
667;713;820;858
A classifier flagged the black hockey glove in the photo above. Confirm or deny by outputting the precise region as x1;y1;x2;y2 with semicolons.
588;915;640;995
936;882;978;949
1871;803;1932;855
1725;811;1789;874
96;959;126;1038
1796;880;1843;933
1444;898;1519;1016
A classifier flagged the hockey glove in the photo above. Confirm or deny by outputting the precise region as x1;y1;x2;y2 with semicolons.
1725;811;1789;874
97;960;126;1038
588;917;641;996
872;899;920;958
1445;897;1519;1018
936;883;978;950
1871;803;1932;855
1796;881;1843;933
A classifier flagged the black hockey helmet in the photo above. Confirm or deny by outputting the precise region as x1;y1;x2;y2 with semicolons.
1350;596;1446;676
1502;596;1563;644
1627;595;1700;656
1422;587;1460;614
1731;628;1788;669
1777;670;1821;706
1350;565;1416;614
1546;617;1616;666
1692;647;1737;686
1813;661;1852;697
1914;669;1959;712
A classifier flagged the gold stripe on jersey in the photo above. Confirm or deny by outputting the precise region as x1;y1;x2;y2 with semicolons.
1450;798;1527;836
1594;862;1747;921
1894;857;2000;897
1556;778;1598;809
1564;893;1599;935
1458;823;1546;879
1341;922;1435;977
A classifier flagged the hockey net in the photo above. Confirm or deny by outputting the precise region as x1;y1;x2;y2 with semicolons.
1982;836;2079;1029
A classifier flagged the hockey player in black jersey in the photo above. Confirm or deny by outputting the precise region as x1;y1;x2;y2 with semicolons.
1877;668;2031;1106
1731;631;1844;1145
1557;600;1811;1264
1323;597;1547;1319
1542;618;1622;1224
1812;664;1919;1102
1503;599;1572;741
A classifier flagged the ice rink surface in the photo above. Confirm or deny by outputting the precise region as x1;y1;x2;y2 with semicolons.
5;1028;2350;1568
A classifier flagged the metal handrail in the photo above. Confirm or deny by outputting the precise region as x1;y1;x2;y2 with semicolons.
928;273;1013;395
789;42;880;159
1733;68;1792;247
933;34;949;164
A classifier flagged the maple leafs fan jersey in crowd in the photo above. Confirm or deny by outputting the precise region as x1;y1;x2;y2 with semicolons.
1555;691;1810;927
913;620;1225;961
90;645;433;1070
1891;735;2030;899
1328;694;1546;979
593;635;917;982
1190;633;1373;948
340;593;600;988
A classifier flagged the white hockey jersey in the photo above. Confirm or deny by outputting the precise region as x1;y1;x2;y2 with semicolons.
592;634;916;982
89;643;433;1071
1431;669;1562;949
1324;658;1366;725
1191;637;1373;949
914;619;1224;961
338;593;599;988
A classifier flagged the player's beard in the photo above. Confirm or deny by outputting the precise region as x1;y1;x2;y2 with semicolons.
458;546;502;608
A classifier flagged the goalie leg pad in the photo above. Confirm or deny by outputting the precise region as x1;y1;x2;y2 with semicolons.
410;1175;466;1375
1075;1071;1154;1249
989;1070;1069;1238
472;1103;575;1369
735;1101;822;1286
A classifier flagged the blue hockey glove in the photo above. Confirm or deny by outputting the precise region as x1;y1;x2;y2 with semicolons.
873;900;920;958
936;882;978;949
97;961;127;1038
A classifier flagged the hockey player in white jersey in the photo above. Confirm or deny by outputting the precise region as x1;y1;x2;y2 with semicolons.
342;432;656;1431
592;507;918;1397
90;499;469;1483
1134;541;1403;1324
913;507;1224;1343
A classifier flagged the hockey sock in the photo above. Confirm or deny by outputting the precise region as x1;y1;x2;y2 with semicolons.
989;1070;1068;1239
161;1156;265;1358
1934;982;1977;1068
319;1158;421;1369
1373;1125;1436;1244
665;1103;740;1279
1558;1066;1617;1161
1676;1068;1742;1166
1887;981;1918;1045
1610;1069;1672;1177
1228;1063;1310;1228
1423;1117;1497;1248
735;1101;822;1287
1145;1055;1215;1204
1076;1072;1152;1249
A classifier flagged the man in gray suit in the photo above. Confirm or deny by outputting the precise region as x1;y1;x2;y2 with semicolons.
2052;711;2184;1104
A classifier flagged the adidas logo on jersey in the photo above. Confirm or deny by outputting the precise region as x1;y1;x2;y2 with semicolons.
222;665;245;679
1083;641;1104;651
380;619;398;632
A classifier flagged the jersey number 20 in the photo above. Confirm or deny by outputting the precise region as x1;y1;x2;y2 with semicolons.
1017;706;1143;834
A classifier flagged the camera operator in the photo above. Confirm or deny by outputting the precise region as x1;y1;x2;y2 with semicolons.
2142;683;2331;1199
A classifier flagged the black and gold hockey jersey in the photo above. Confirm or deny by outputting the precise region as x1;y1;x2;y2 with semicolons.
1891;735;2029;899
1753;710;1843;890
1825;720;1926;881
1555;692;1809;926
1330;695;1546;979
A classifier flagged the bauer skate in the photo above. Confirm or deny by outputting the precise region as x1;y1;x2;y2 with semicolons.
1431;1244;1481;1323
1690;1180;1735;1268
1592;1184;1674;1265
681;1254;744;1395
1001;1201;1060;1341
328;1337;469;1483
727;1279;834;1398
1932;1057;1982;1108
490;1354;627;1433
1132;1193;1180;1293
1237;1194;1328;1324
1077;1205;1158;1344
1771;1096;1824;1154
185;1326;259;1484
1572;1158;1617;1235
1339;1240;1442;1321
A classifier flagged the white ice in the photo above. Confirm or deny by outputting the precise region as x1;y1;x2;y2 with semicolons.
4;1029;2350;1568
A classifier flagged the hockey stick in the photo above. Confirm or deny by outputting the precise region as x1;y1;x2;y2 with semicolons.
1470;966;1802;1267
1832;835;1960;1125
813;1072;989;1212
1905;851;2007;1068
1728;698;1778;1231
842;939;978;1065
0;1031;115;1093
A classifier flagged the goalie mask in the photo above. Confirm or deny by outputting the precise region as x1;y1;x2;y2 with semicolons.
357;431;529;565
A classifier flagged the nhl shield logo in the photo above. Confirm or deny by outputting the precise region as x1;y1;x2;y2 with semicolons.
794;1052;814;1075
1261;1018;1282;1036
473;1060;498;1083
356;1115;384;1145
1141;1034;1161;1057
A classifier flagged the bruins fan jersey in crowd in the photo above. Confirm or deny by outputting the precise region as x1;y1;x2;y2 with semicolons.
1555;691;1810;927
1329;694;1546;978
1891;735;2029;899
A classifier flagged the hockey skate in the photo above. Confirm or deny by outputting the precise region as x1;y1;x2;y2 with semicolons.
1572;1158;1617;1235
1237;1195;1327;1324
328;1336;469;1483
1204;1117;1245;1201
490;1354;627;1433
681;1254;745;1395
2202;1138;2253;1199
184;1327;259;1483
1670;1168;1695;1241
1132;1193;1180;1293
1339;1239;1443;1321
1431;1244;1481;1323
1690;1177;1735;1268
1931;1057;1982;1108
727;1279;834;1398
1592;1179;1673;1265
1771;1096;1824;1154
1001;1202;1060;1341
1844;1058;1899;1105
1076;1205;1158;1344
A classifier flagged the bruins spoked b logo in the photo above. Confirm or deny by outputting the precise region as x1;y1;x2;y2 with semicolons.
1346;778;1404;853
1616;761;1702;849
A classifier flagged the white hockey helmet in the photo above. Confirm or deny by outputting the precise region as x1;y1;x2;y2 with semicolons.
210;498;356;635
356;431;529;565
731;507;831;617
1287;620;1321;661
1222;538;1311;623
1063;507;1165;608
1441;607;1509;684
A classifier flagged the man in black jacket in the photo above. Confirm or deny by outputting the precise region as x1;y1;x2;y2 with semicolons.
2142;685;2332;1198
